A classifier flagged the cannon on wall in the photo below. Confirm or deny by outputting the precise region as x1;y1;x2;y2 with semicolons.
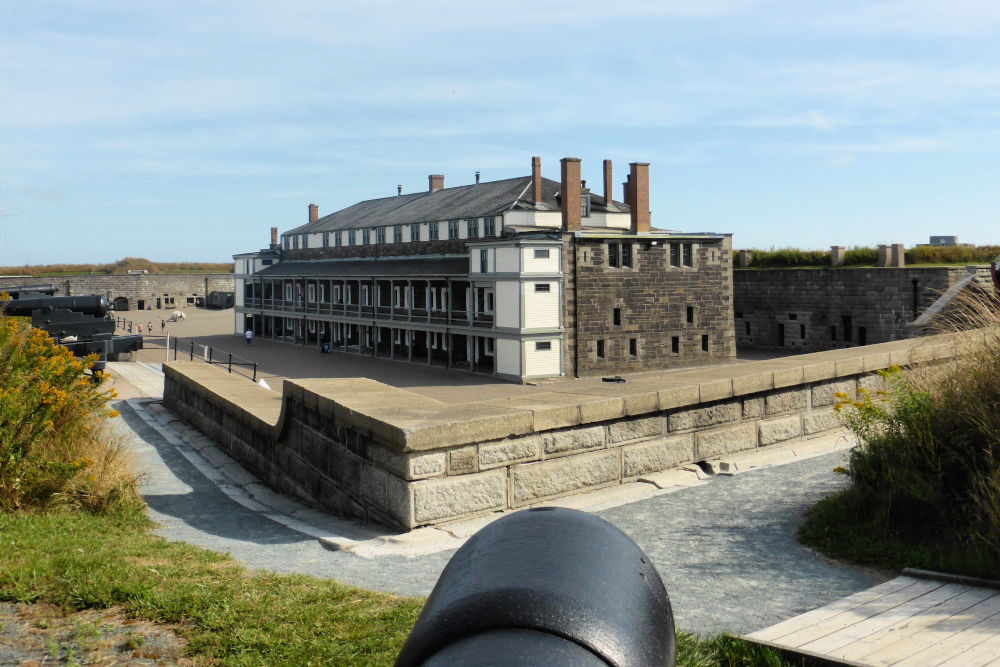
1;287;143;371
396;507;676;667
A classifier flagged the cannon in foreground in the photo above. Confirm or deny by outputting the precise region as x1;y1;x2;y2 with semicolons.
396;507;676;667
1;288;142;371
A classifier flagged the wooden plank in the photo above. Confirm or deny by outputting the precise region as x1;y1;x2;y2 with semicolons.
935;630;1000;667
802;583;970;656
839;588;999;664
893;609;1000;667
746;576;925;643
867;592;1000;665
768;578;944;648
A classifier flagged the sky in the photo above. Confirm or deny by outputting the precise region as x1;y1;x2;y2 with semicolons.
1;0;999;266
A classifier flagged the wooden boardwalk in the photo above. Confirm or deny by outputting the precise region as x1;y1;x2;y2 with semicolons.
744;570;1000;666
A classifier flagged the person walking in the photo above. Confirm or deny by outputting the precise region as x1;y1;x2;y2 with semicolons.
245;329;254;346
137;322;143;335
147;322;153;335
161;319;166;334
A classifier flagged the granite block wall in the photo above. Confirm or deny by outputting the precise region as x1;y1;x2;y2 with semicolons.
0;274;234;312
732;267;971;351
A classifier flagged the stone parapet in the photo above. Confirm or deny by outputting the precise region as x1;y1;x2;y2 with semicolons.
163;333;964;530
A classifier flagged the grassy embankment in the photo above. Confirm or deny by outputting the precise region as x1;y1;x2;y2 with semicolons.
799;290;1000;578
0;308;788;665
736;244;1000;269
0;257;233;276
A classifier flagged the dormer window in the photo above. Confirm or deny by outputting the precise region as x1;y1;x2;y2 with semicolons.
581;195;591;218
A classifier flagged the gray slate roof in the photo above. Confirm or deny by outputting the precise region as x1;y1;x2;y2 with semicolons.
256;256;469;278
286;176;622;235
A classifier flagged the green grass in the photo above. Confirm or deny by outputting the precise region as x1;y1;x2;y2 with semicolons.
0;507;798;665
0;508;422;665
799;489;1000;579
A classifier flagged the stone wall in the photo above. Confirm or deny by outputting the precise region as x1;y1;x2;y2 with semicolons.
163;334;959;531
732;266;990;351
566;235;736;376
0;274;234;312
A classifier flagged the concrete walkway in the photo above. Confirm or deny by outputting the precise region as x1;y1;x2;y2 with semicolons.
111;356;888;636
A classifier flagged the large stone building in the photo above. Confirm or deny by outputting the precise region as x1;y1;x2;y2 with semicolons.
234;157;735;381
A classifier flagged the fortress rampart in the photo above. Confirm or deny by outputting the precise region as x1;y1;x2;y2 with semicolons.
162;334;961;530
0;274;233;311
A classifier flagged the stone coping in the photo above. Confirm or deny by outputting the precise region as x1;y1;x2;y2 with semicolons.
163;332;963;453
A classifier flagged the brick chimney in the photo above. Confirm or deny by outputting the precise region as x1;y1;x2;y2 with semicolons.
270;227;278;248
629;162;650;233
603;160;613;207
532;156;542;205
429;174;444;192
560;157;582;232
308;203;318;223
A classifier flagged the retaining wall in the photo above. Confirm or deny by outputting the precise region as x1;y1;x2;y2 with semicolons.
0;274;234;312
163;335;960;530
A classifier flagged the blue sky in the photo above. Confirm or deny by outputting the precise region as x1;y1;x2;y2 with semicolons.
2;0;999;265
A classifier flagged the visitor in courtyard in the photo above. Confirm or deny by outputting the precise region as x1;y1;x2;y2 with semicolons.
161;319;165;333
245;329;254;346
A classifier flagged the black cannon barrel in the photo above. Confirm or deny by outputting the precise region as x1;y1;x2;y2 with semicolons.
2;295;109;317
2;284;58;297
395;507;676;667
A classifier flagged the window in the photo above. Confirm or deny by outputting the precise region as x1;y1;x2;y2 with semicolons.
621;242;632;268
536;341;551;351
480;249;488;273
448;220;459;240
376;226;386;244
335;231;342;247
669;243;680;266
322;232;329;248
261;259;273;265
348;230;356;245
486;338;495;354
629;338;637;356
283;237;290;249
535;283;550;292
613;307;621;326
608;243;620;268
701;334;709;352
788;313;797;320
393;225;403;243
800;325;806;338
410;223;421;242
747;321;752;336
302;235;308;249
581;195;591;218
534;249;549;259
429;222;439;240
671;336;679;354
467;219;478;238
307;284;316;302
596;340;605;358
682;243;693;266
484;216;496;236
842;315;852;342
293;236;299;249
362;228;371;244
686;306;694;323
486;291;494;312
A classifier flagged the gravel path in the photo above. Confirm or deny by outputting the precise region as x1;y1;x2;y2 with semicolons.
121;399;886;637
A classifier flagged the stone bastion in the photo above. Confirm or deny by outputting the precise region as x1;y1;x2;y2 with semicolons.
162;334;963;531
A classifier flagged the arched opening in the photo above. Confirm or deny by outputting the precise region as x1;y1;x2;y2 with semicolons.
112;296;130;311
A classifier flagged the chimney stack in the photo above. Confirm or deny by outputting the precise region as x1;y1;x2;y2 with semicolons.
629;162;650;233
308;203;318;223
531;156;543;205
397;185;402;196
603;160;613;206
270;227;278;247
428;174;444;192
475;170;481;184
560;157;582;232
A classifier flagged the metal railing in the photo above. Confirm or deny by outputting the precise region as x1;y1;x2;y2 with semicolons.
168;336;258;382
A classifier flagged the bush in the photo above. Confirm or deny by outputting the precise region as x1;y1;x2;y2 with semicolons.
906;245;1000;265
833;293;1000;571
0;312;137;511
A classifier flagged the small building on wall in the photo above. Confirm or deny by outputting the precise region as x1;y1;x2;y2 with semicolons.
234;156;735;381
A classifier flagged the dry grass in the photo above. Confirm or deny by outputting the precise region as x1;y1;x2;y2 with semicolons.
0;257;233;276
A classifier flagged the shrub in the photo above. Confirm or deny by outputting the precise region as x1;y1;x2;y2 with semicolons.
841;245;879;266
0;312;137;511
834;292;1000;568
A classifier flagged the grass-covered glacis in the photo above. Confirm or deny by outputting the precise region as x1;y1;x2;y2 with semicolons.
800;293;1000;576
0;309;136;511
